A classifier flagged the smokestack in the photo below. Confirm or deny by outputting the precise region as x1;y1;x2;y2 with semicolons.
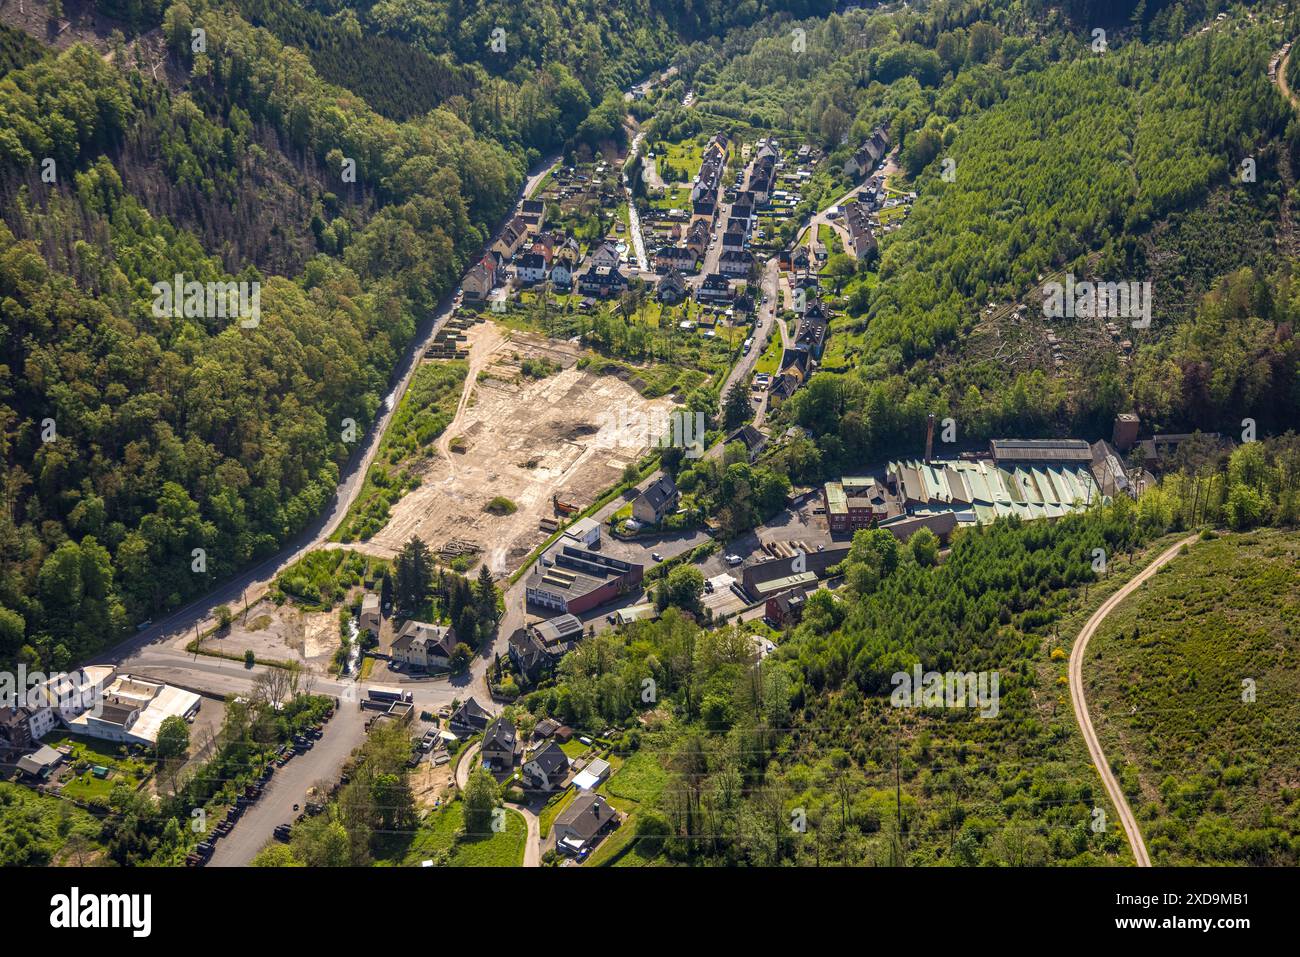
925;413;935;464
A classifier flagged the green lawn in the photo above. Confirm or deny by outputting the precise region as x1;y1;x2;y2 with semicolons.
538;786;577;838
585;750;670;866
601;750;667;806
559;739;590;760
660;139;704;182
754;327;783;376
398;800;528;867
49;734;149;800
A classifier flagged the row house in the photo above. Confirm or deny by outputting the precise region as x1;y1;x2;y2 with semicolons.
844;125;891;179
696;273;734;304
577;265;629;298
654;245;698;273
719;249;754;277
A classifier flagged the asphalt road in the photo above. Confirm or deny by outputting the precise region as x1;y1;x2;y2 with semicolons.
717;257;778;423
1068;534;1198;868
207;703;370;866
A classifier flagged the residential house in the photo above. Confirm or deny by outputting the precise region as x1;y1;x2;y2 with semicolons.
359;594;381;638
481;717;518;770
719;249;754;277
553;792;618;855
842;201;877;259
632;475;679;525
796;299;829;358
521;741;570;791
514;252;548;285
768;360;806;406
587;241;621;270
448;697;492;735
654;245;697;273
508;629;554;685
461;256;497;301
492;216;530;261
685;220;711;257
0;706;35;757
520;198;546;232
577;265;629;298
696;273;733;304
657;269;689;305
550;246;579;288
843;126;890;179
731;190;755;223
725;424;768;461
390;620;458;670
765;588;808;627
721;228;746;250
533;718;561;740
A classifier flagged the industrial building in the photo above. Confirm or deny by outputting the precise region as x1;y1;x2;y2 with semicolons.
525;541;644;615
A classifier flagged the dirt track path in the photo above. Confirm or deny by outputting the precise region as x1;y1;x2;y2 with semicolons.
435;321;508;481
1276;42;1298;110
1068;534;1198;867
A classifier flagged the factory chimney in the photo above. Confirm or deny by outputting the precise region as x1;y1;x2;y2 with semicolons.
925;413;935;464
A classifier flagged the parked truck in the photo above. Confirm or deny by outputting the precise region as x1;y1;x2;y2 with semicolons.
368;686;413;705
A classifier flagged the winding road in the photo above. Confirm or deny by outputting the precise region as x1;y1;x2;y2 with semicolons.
1068;534;1198;868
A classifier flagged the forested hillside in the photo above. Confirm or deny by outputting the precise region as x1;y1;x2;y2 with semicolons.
2;0;828;671
655;2;1300;487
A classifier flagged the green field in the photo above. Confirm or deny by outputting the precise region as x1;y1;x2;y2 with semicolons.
397;801;528;867
1084;529;1300;865
586;750;670;866
334;359;467;542
754;327;784;376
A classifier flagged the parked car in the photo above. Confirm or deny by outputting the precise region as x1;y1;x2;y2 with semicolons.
726;554;743;566
651;552;663;562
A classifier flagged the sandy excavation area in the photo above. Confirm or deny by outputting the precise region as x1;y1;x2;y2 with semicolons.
202;598;341;670
359;321;677;575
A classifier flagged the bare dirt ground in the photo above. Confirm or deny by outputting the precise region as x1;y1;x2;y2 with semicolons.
353;320;677;576
410;757;454;810
202;597;341;670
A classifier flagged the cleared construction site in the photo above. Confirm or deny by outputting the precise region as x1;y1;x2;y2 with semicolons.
356;321;677;575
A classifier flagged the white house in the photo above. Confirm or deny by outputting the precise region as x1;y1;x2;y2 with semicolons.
391;620;458;670
522;741;569;791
